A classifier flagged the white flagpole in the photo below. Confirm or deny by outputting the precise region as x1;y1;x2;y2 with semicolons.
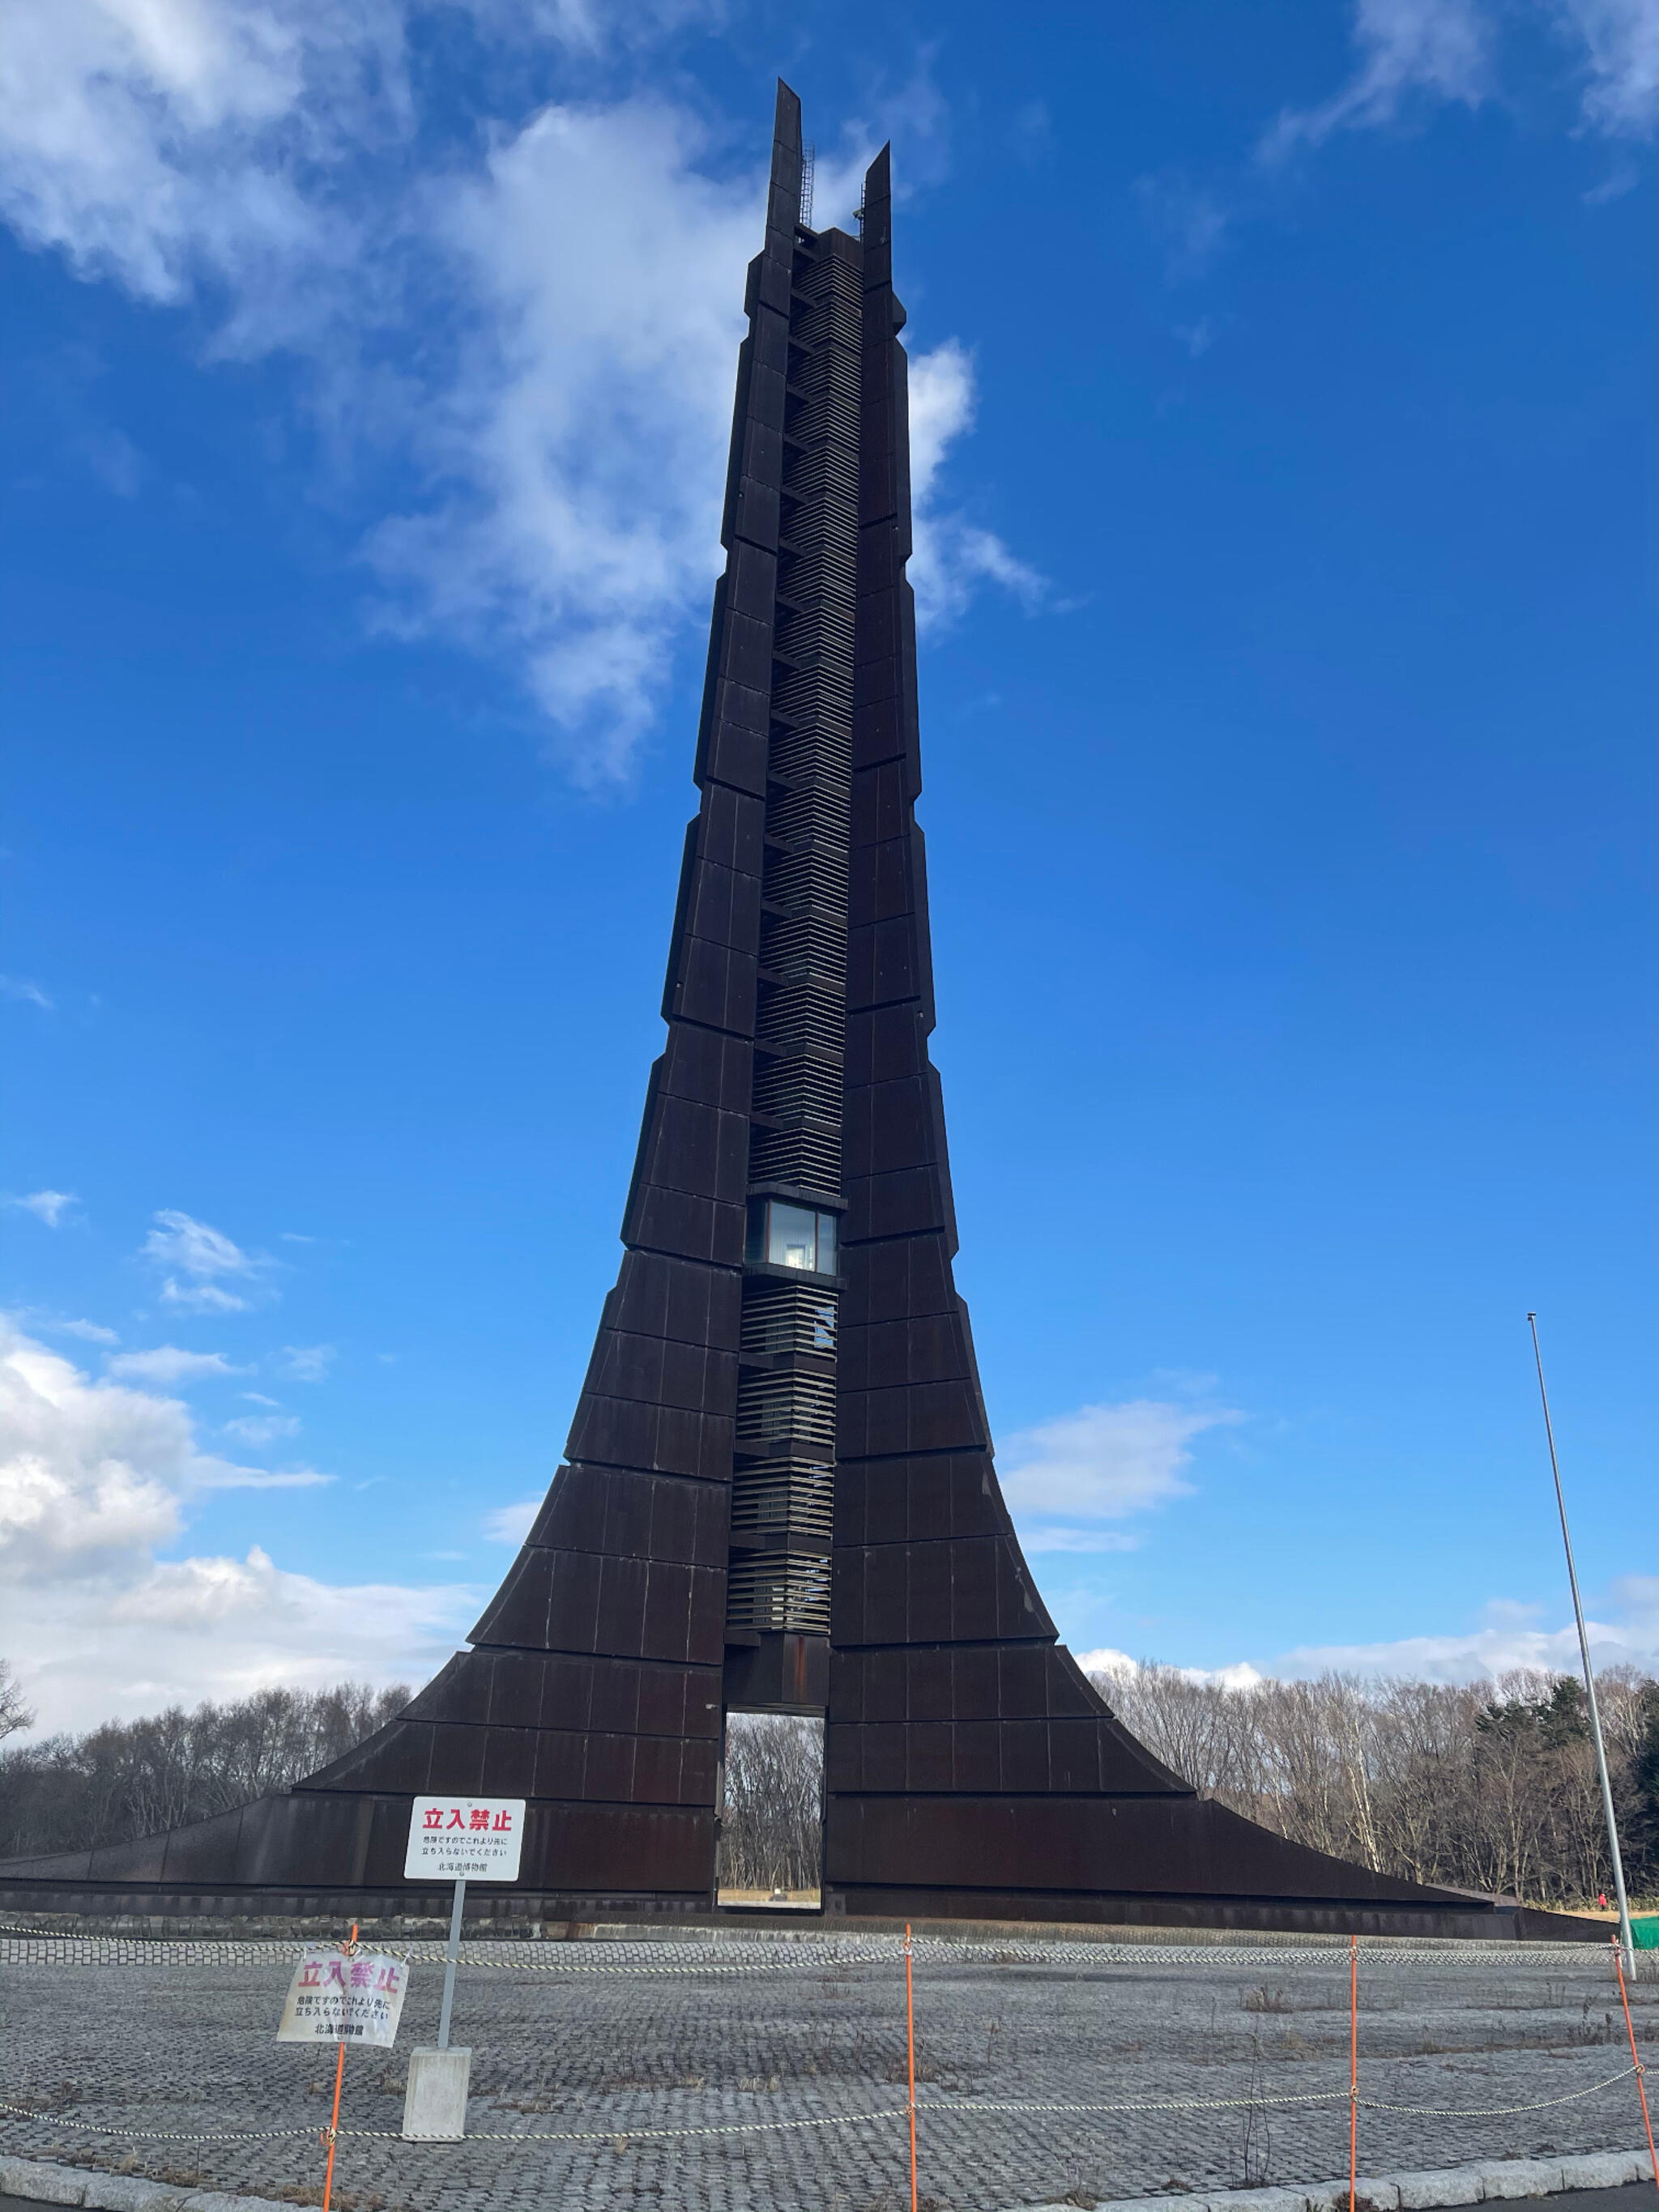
1527;1313;1635;1977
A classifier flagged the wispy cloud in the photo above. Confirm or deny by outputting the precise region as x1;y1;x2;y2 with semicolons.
1276;1583;1659;1681
141;1208;269;1312
1007;98;1053;165
0;977;54;1011
1019;1527;1143;1554
1079;1583;1659;1688
7;1190;78;1227
1000;1398;1241;1535
223;1412;302;1443
107;1345;244;1384
1562;0;1659;134
484;1498;540;1545
1263;0;1492;158
1133;172;1232;281
907;339;1044;630
52;1319;120;1345
1261;0;1659;160
200;1462;326;1487
280;1343;336;1382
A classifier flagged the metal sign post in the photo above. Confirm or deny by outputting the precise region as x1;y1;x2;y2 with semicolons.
437;1874;466;2050
402;1795;525;2140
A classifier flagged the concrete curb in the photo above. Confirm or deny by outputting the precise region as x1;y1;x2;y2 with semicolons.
1016;2148;1658;2212
4;2146;1654;2212
0;2156;296;2212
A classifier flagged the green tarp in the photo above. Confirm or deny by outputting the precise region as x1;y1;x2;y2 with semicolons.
1632;1915;1659;1950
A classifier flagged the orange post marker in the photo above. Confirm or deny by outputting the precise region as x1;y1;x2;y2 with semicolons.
1348;1934;1358;2212
321;1919;359;2212
1611;1938;1657;2201
905;1922;918;2212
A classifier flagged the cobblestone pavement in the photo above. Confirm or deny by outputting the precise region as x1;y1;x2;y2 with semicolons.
2;1933;1654;2212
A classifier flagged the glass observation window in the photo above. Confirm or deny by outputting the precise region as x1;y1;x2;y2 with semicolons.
746;1199;839;1274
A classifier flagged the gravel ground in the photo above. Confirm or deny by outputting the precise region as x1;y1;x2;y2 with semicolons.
2;1933;1654;2212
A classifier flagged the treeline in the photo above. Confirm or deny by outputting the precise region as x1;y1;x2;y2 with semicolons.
0;1676;410;1861
1094;1662;1659;1909
5;1660;1656;1911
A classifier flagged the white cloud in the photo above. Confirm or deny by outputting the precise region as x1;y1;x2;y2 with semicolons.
1079;1647;1267;1691
0;976;54;1010
201;1464;330;1489
142;1208;267;1311
53;1319;120;1345
363;95;761;783
11;1541;471;1735
1000;1397;1241;1534
484;1498;540;1544
1263;0;1495;156
0;11;1028;782
143;1208;258;1280
1560;0;1659;133
280;1342;335;1381
0;0;405;315
222;1412;301;1443
1262;0;1659;158
1274;1580;1659;1681
1018;1527;1141;1554
0;1321;326;1577
7;1190;78;1227
2;1329;186;1569
0;1319;473;1733
164;1281;250;1313
106;1345;243;1383
1078;1586;1659;1690
906;339;1044;631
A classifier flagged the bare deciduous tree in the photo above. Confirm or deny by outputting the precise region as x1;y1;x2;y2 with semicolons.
717;1713;823;1895
0;1660;35;1745
0;1680;411;1860
1096;1660;1659;1907
5;1659;1652;1910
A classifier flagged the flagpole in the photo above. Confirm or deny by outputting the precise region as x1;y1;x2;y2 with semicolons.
1528;1313;1636;1977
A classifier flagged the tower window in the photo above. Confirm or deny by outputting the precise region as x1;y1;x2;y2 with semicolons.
746;1198;838;1275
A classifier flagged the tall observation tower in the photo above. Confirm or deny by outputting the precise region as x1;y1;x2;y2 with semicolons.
0;87;1588;1941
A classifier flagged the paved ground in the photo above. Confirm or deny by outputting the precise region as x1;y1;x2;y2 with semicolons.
1;1933;1654;2212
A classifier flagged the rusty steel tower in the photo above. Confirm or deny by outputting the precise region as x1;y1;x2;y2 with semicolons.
0;86;1593;1942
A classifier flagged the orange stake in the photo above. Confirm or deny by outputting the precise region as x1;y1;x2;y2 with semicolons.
1612;1937;1657;2201
905;1921;919;2212
322;1919;358;2212
1348;1934;1358;2212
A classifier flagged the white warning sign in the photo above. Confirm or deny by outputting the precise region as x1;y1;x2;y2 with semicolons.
403;1796;526;1882
276;1946;408;2047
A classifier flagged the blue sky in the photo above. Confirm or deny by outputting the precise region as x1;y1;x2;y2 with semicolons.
2;0;1653;1732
